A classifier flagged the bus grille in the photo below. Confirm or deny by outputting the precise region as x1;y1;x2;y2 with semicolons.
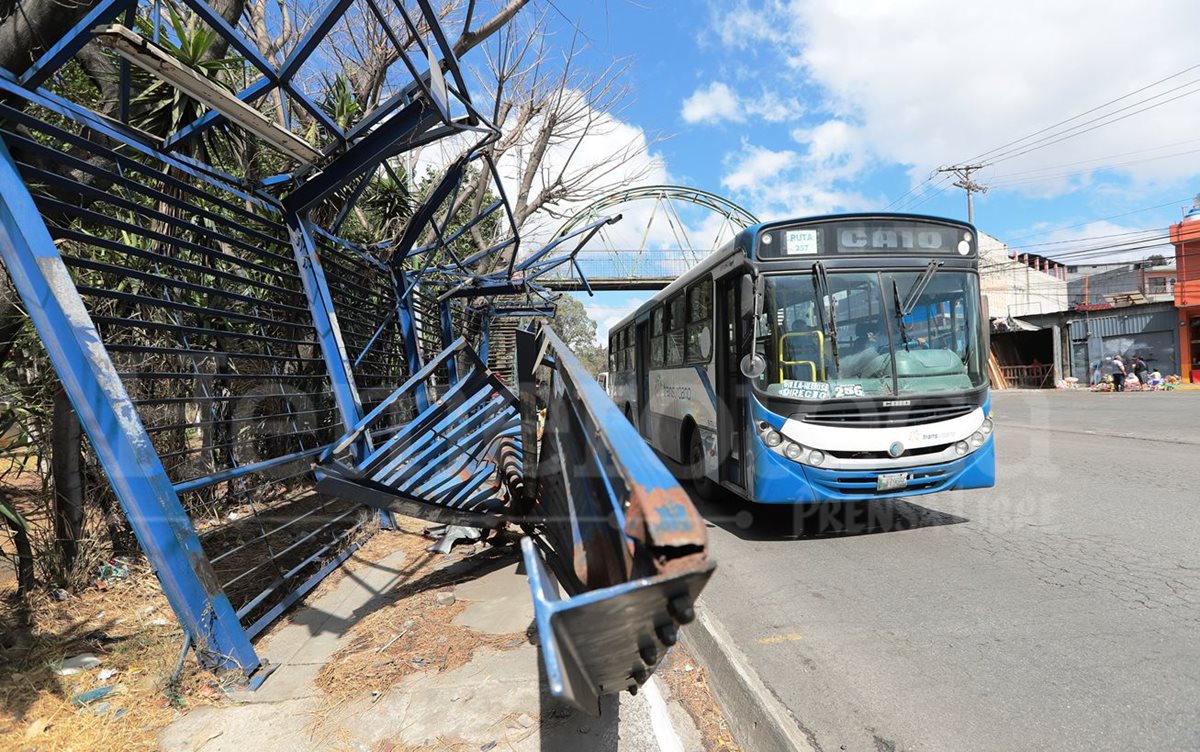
826;443;951;460
800;404;973;428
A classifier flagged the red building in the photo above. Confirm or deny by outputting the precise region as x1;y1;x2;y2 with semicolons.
1171;201;1200;382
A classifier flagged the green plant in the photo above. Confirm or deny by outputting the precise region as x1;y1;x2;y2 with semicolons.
131;2;246;161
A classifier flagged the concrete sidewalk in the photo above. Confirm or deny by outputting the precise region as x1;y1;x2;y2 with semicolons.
159;535;704;751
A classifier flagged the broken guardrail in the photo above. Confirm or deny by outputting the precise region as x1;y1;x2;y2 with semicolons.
516;326;715;714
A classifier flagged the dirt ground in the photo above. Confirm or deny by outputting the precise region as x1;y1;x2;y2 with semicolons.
1;515;743;751
0;560;223;752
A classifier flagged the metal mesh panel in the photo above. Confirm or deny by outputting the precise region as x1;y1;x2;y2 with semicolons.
315;234;412;436
0;98;364;632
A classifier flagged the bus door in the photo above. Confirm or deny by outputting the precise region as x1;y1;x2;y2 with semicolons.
636;320;650;434
716;273;746;490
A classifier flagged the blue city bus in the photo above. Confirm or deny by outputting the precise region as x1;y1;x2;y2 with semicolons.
608;213;996;503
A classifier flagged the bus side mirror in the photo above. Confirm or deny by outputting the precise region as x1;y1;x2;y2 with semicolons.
740;353;767;379
740;273;761;319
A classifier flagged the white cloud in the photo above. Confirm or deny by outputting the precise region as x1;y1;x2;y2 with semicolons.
722;144;799;192
580;294;653;343
682;82;743;124
681;81;803;125
719;125;879;219
708;0;1200;198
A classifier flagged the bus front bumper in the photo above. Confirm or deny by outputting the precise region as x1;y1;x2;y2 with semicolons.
751;437;995;504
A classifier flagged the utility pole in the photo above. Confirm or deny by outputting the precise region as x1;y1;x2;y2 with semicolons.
937;164;988;224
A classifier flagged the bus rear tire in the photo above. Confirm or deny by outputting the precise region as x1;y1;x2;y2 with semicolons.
686;428;715;501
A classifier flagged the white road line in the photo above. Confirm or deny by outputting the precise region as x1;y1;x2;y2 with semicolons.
643;677;684;752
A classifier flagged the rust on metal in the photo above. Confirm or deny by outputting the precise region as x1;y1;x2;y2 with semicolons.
622;480;708;575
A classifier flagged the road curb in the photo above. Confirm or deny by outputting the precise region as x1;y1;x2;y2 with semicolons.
681;603;818;752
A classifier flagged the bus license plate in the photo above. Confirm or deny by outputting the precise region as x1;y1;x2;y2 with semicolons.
876;472;909;492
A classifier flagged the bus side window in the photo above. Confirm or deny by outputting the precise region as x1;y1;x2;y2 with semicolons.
685;279;712;364
666;295;686;366
651;307;665;368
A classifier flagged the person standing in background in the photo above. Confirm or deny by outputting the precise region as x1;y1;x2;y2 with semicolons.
1107;355;1126;392
1132;356;1149;385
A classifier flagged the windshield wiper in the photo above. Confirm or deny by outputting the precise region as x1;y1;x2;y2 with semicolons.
899;260;943;316
892;279;912;351
812;262;840;372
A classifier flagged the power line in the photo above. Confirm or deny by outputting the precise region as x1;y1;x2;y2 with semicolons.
961;63;1200;166
891;174;954;212
903;175;959;211
982;78;1200;166
1001;196;1195;243
983;137;1200;181
986;147;1200;189
884;173;938;210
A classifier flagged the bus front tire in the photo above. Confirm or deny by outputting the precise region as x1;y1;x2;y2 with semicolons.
686;429;715;501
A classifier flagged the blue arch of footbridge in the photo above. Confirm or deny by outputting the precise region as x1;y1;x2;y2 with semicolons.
541;185;759;291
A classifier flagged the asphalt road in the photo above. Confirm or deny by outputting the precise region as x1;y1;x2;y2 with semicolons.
692;390;1200;752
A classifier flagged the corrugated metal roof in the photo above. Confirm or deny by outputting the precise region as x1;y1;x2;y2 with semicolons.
1068;303;1178;340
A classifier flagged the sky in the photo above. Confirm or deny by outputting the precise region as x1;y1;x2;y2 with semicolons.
524;0;1200;342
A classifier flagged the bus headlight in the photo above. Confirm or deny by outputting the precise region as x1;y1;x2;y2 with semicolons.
762;428;782;447
784;441;803;460
979;417;993;435
955;441;969;455
969;432;984;448
807;450;825;466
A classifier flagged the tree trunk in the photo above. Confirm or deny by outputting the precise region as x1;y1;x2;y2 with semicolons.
51;387;85;574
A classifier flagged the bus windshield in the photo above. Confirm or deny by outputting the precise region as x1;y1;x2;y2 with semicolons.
754;270;985;399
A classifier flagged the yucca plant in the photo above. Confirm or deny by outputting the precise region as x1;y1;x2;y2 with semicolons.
130;1;246;163
321;73;362;131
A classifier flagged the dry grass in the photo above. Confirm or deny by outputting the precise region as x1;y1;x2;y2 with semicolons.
313;517;528;706
0;561;226;752
658;643;744;752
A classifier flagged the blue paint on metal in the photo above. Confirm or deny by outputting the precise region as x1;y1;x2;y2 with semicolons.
439;300;459;384
392;270;429;411
283;99;443;213
521;536;715;716
243;535;363;639
179;0;343;139
4;2;718;707
172;446;326;494
19;0;137;87
317;338;518;522
0;138;259;674
286;214;366;438
0;73;279;211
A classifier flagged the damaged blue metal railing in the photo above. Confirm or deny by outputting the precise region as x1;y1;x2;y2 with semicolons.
516;326;714;714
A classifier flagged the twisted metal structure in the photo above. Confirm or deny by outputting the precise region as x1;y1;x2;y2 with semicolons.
0;0;711;713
